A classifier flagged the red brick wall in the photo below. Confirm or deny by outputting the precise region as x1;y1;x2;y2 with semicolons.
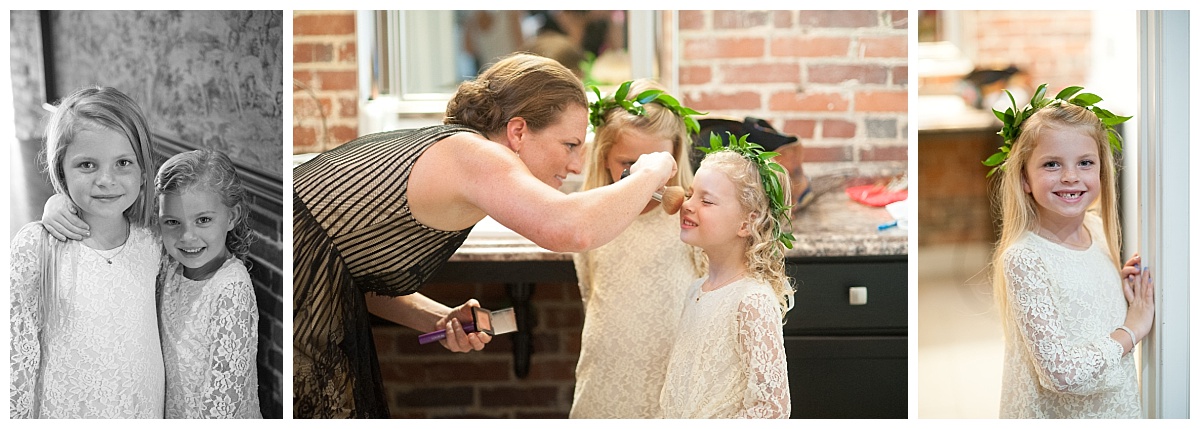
962;10;1092;89
677;10;909;173
293;11;359;153
373;281;584;418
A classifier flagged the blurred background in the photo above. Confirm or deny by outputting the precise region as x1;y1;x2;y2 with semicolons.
916;10;1141;418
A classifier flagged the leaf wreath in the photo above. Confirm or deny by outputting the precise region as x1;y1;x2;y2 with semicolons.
588;80;706;135
983;83;1132;177
698;132;796;250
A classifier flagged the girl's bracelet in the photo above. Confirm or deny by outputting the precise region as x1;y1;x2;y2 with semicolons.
1117;325;1138;347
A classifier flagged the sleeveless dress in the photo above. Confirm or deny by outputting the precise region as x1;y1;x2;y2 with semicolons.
292;125;476;418
569;207;700;418
160;256;261;418
10;223;164;418
998;214;1140;418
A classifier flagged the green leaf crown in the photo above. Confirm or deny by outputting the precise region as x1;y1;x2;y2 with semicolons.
698;132;796;250
588;80;706;135
983;83;1132;177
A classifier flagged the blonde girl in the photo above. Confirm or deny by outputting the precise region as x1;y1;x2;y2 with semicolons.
10;86;163;418
660;137;793;418
570;79;704;418
156;150;262;418
990;92;1153;418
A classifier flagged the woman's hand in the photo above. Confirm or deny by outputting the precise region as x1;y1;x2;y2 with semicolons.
1121;265;1154;345
436;299;492;353
628;151;678;188
41;194;89;241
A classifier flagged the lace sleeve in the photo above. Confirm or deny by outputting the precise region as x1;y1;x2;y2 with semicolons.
734;291;791;418
572;251;593;303
201;278;260;418
1004;246;1125;395
9;224;45;419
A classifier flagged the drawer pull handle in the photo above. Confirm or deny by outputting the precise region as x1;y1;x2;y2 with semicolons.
849;286;868;305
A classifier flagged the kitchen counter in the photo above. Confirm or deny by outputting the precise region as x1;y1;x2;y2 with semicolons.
449;188;908;262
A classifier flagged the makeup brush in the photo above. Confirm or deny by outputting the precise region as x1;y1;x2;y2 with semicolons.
621;168;686;215
653;186;686;215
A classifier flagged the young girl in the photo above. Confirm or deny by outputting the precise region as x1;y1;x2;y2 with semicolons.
990;94;1154;418
9;86;164;418
155;150;262;418
659;136;793;418
570;79;705;418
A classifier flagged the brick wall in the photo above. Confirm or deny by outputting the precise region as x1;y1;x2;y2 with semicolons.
293;10;359;153
676;10;909;177
961;10;1092;90
373;281;584;418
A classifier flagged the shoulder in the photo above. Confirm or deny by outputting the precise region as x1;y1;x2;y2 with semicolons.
738;279;779;307
1000;231;1040;265
12;222;51;248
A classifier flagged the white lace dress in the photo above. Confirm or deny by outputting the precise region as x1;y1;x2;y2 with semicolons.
570;208;701;418
160;256;262;418
10;223;164;418
999;215;1140;418
660;277;790;418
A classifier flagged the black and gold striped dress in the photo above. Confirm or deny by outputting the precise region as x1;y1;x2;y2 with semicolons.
292;125;477;418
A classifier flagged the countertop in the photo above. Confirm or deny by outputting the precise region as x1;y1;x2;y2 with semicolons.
450;189;908;262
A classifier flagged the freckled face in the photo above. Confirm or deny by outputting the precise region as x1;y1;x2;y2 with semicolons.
63;127;143;222
158;188;237;280
1021;126;1102;228
517;104;588;189
679;165;748;252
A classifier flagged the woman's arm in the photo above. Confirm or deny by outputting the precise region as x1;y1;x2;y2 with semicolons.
734;292;791;419
200;278;262;418
413;133;676;252
364;293;491;352
10;224;47;418
1004;246;1132;395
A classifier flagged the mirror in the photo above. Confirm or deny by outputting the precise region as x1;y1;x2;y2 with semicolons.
362;10;654;114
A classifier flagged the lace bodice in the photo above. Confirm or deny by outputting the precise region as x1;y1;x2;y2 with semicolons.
660;277;790;418
998;216;1140;418
10;223;164;418
570;208;702;418
160;256;262;418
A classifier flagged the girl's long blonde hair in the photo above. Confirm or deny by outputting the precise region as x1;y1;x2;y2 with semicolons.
990;102;1121;325
702;150;795;318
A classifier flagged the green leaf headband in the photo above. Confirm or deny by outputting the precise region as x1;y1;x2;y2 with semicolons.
983;83;1132;177
698;132;796;250
588;80;706;135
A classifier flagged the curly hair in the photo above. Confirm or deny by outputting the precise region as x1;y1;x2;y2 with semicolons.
154;150;254;264
700;150;795;317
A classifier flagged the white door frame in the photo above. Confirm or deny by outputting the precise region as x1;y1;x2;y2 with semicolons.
1136;9;1189;419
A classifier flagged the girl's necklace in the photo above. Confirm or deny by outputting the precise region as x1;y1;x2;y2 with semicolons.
697;270;746;302
85;224;131;265
1037;226;1089;250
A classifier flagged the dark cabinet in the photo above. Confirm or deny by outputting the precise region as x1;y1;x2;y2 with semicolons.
784;256;908;418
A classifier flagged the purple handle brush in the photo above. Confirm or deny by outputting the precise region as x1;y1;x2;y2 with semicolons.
417;322;477;345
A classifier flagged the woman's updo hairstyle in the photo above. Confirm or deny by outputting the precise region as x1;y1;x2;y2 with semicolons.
445;53;587;136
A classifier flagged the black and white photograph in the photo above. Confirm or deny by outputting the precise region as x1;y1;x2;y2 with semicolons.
8;10;284;419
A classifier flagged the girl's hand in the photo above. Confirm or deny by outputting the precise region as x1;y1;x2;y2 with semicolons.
41;194;89;241
628;151;678;188
436;299;491;353
1121;265;1155;344
1120;254;1142;280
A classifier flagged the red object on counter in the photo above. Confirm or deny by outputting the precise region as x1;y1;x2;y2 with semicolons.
846;184;908;207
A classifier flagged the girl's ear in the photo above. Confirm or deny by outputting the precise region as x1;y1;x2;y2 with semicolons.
1021;170;1031;194
506;117;529;154
226;204;241;232
738;212;758;238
